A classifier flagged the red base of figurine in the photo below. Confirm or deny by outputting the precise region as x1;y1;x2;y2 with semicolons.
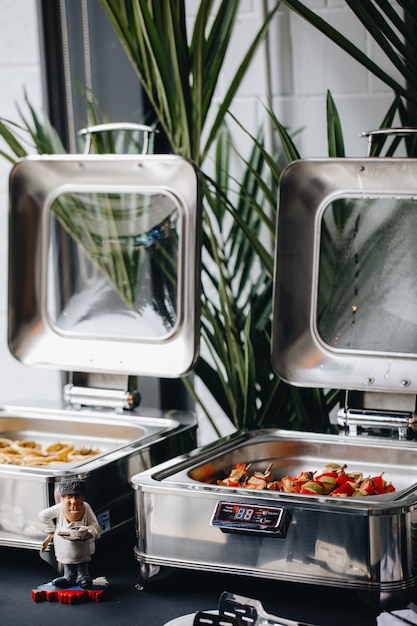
32;579;109;604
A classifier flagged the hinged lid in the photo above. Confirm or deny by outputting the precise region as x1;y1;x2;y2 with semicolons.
8;153;202;378
272;157;417;394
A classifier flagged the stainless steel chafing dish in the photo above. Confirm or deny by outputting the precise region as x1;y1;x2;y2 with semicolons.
132;132;417;610
1;127;202;550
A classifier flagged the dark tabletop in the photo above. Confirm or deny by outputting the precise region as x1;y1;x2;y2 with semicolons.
1;525;381;625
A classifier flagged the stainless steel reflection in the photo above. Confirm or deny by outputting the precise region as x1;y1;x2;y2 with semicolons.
48;193;180;340
317;196;417;354
132;429;417;608
0;405;196;549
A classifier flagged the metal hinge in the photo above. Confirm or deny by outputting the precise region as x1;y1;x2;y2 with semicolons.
63;373;141;411
63;384;141;411
337;390;416;440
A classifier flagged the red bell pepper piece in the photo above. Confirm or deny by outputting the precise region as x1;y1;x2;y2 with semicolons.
358;478;377;496
316;471;338;480
371;475;385;495
330;481;357;497
336;471;349;485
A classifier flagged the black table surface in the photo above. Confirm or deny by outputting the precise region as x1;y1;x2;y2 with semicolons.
1;525;384;625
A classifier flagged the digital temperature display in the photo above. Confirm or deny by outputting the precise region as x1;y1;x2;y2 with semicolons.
211;501;288;536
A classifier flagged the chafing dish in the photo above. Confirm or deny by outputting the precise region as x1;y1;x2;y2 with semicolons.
132;141;417;610
133;428;417;610
1;137;202;550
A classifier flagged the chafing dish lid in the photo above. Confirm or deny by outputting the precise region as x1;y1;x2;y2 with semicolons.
272;157;417;393
8;154;202;378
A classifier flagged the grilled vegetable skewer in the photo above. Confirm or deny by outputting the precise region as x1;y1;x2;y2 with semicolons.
217;462;395;497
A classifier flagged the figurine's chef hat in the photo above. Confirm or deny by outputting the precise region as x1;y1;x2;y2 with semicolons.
59;478;87;497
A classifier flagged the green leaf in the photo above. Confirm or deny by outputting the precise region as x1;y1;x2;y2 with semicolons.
202;2;280;161
326;90;345;157
0;120;28;159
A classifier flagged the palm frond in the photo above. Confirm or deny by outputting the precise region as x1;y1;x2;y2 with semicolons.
100;0;279;163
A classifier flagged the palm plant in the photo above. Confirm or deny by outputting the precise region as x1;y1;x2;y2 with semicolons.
192;99;343;434
98;0;344;434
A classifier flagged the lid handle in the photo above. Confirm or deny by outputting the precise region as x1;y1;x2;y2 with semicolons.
361;127;417;156
78;122;155;155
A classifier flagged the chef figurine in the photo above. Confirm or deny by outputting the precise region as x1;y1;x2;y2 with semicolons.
39;478;101;589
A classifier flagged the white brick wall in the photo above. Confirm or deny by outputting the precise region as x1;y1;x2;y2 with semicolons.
285;2;401;157
0;0;61;406
0;0;398;425
222;1;399;159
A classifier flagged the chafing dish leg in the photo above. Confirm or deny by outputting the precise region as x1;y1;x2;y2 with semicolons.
134;550;160;590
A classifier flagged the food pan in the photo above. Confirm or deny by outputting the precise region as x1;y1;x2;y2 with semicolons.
0;403;196;549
